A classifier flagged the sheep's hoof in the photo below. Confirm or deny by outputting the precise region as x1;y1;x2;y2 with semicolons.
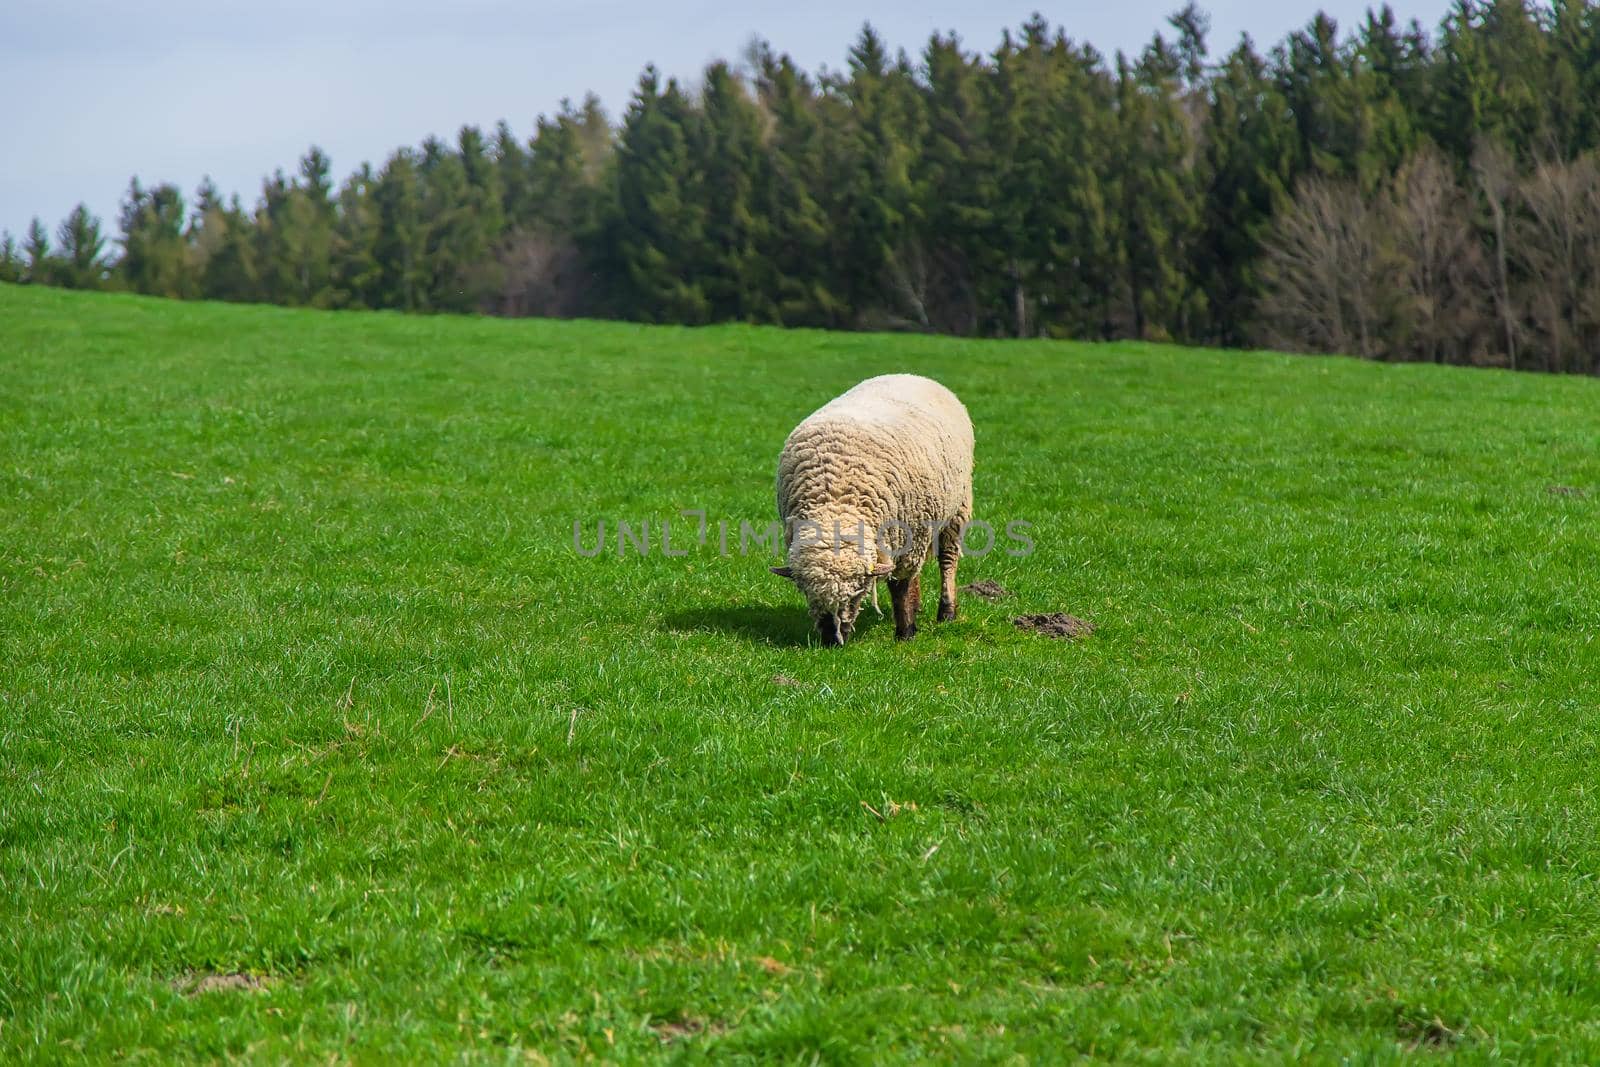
937;601;957;622
896;624;918;641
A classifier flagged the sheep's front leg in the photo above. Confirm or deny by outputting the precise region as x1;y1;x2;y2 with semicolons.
936;523;961;622
889;574;921;641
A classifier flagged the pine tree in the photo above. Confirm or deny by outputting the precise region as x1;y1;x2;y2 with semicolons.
0;232;22;284
185;178;261;303
697;62;774;322
374;149;429;311
240;150;337;306
1550;0;1600;155
251;170;295;302
118;180;192;297
489;98;610;318
449;124;508;308
1355;7;1427;177
55;204;107;289
333;165;383;309
1170;3;1211;88
1196;36;1296;344
417;140;489;312
528;103;595;231
987;18;1105;338
187;176;225;271
753;46;847;326
493;120;533;228
197;190;259;303
1478;0;1557;157
1112;40;1204;339
833;25;927;326
604;67;711;322
572;94;614;176
1269;13;1419;190
458;125;506;234
992;24;1121;338
286;146;338;306
915;31;1000;334
1429;0;1550;163
24;218;53;285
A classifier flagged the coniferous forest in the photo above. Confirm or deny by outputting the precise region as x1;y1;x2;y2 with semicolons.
13;3;1600;372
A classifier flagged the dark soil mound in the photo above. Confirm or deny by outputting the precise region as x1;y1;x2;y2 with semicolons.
1013;613;1094;639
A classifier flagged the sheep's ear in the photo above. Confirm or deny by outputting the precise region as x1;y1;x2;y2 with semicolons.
870;560;894;577
770;566;795;579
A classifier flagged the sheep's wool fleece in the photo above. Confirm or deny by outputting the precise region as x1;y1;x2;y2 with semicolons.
776;374;974;604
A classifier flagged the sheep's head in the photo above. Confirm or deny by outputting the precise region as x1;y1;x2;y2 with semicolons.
772;543;893;646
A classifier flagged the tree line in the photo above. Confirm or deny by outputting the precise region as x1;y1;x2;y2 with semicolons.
8;2;1600;372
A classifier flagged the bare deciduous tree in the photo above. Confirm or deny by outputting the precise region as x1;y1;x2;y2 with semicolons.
487;228;591;319
1254;176;1395;359
1388;148;1491;364
1473;140;1520;370
1513;154;1600;374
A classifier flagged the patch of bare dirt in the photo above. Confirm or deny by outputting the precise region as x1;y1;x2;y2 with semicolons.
960;580;1009;600
650;1016;728;1042
1397;1013;1462;1050
175;972;276;996
1013;613;1095;640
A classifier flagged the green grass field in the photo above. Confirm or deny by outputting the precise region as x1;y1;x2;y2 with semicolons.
4;284;1600;1061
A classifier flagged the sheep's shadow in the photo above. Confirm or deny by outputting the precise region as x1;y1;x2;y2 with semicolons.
662;603;889;647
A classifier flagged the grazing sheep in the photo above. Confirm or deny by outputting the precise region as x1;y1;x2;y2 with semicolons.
772;374;974;646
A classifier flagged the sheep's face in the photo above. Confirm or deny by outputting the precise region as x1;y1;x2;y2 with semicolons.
811;589;867;647
773;545;891;647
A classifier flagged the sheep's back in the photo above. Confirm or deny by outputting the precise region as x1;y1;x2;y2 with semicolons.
777;375;973;535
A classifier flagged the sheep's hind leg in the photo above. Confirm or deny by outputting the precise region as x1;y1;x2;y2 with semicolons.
936;523;961;622
889;575;921;641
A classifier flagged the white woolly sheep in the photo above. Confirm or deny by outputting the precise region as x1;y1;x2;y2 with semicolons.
771;373;974;646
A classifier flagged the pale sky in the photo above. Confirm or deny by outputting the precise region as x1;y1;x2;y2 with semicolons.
1;0;1445;244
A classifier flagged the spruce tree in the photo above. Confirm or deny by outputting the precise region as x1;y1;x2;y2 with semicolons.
1550;0;1600;154
697;62;774;322
996;25;1121;338
374;149;429;311
834;25;926;326
419;144;486;312
24;218;52;285
252;170;295;303
916;31;999;334
1356;7;1426;178
982;17;1122;338
1197;36;1296;344
275;147;339;307
333;165;383;309
528;103;595;231
1428;0;1550;163
1112;41;1204;339
0;232;22;284
55;204;107;289
493;120;533;228
118;180;192;297
197;190;259;303
604;67;711;322
450;124;507;307
753;47;846;326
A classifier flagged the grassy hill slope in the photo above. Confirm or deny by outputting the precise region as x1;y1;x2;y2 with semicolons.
4;285;1600;1060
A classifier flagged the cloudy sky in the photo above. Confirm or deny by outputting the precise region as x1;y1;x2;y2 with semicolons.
2;0;1443;243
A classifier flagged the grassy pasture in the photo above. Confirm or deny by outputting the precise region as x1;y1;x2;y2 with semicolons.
3;284;1600;1060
